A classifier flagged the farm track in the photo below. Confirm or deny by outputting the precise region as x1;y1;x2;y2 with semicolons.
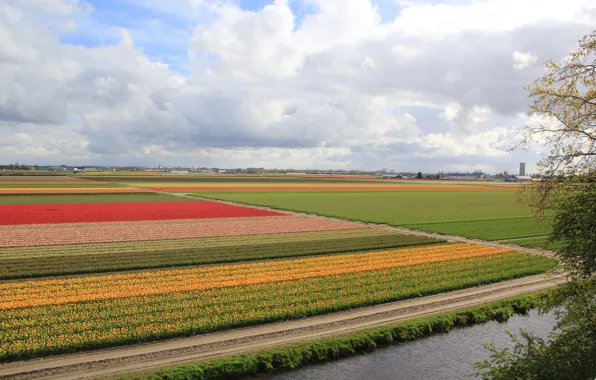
0;189;563;379
0;273;566;380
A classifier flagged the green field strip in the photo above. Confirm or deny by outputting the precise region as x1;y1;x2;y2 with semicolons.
0;193;197;204
403;217;552;241
505;236;568;251
190;190;533;225
0;231;443;279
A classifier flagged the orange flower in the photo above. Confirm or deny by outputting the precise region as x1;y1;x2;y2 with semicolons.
0;243;512;310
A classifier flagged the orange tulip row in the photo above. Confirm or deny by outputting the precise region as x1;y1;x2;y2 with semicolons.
1;243;512;310
0;252;557;362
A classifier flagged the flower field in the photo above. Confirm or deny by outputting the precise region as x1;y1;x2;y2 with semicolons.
0;201;286;225
0;175;558;363
0;251;555;360
0;229;442;279
2;243;507;309
0;216;364;247
0;188;151;194
0;176;145;194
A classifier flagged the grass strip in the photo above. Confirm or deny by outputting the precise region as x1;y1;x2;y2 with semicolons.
120;289;553;380
506;236;568;251
189;190;531;226
0;232;442;279
403;217;552;241
0;253;556;361
193;192;551;241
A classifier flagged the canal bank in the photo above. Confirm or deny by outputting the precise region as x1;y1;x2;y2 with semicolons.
119;289;557;380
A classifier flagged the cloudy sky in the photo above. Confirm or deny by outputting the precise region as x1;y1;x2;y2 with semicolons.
1;0;594;172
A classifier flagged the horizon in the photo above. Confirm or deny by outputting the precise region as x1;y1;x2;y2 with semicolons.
0;163;528;175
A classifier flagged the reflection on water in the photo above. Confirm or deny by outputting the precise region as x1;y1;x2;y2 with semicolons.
268;310;556;380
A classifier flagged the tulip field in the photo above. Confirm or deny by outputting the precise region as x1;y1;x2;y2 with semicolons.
0;175;148;194
0;201;285;225
0;175;558;362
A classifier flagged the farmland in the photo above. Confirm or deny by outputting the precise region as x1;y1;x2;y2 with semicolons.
0;229;441;279
0;175;148;194
0;175;558;369
506;236;568;251
174;187;547;240
0;193;197;204
0;201;285;225
1;247;554;361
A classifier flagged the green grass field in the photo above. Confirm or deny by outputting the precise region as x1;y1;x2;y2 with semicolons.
192;190;530;223
506;236;568;251
190;190;547;240
404;217;551;241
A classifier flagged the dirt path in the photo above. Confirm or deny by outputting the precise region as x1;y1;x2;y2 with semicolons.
0;190;564;379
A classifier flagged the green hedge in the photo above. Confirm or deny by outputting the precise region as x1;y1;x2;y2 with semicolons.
121;290;550;380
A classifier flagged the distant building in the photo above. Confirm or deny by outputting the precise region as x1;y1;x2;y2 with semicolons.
190;169;214;174
519;163;526;177
442;170;484;179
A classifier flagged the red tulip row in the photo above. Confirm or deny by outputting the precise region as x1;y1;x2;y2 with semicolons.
0;201;287;225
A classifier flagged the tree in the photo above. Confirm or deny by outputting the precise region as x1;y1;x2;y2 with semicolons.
550;185;596;276
519;31;595;212
416;172;423;179
474;280;596;380
474;31;596;380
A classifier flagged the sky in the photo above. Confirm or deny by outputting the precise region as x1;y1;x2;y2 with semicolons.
1;0;595;173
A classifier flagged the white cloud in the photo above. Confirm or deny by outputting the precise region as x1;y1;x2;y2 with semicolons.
512;51;538;70
1;0;595;171
391;0;595;39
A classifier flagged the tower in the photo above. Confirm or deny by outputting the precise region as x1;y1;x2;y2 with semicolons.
519;163;526;177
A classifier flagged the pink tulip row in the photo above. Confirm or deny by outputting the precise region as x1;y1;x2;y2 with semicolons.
0;216;364;247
